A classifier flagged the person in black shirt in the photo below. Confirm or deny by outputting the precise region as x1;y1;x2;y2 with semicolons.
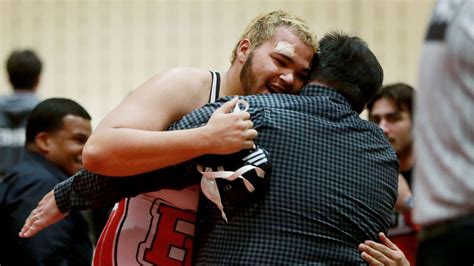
367;83;417;265
0;98;92;265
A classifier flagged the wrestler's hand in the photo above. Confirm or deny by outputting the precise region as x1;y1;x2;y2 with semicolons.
19;190;66;238
359;232;409;266
203;97;257;154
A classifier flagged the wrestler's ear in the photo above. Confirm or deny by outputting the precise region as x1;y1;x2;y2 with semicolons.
236;39;251;63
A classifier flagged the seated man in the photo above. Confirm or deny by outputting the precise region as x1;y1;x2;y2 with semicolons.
0;98;93;265
22;32;400;264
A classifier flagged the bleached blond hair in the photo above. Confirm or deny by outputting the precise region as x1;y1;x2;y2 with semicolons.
230;10;318;63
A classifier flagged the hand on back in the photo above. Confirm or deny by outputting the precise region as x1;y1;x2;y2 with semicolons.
202;97;257;155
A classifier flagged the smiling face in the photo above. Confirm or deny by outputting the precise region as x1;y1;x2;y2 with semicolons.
239;27;314;95
369;98;413;157
43;114;92;176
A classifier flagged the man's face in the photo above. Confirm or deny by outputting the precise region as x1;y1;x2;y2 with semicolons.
240;27;314;95
369;98;413;157
44;114;92;176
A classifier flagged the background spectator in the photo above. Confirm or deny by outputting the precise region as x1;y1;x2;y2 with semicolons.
413;0;474;264
0;98;93;266
0;50;41;180
367;83;417;264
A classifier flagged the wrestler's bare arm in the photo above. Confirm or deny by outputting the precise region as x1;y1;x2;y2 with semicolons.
83;68;256;176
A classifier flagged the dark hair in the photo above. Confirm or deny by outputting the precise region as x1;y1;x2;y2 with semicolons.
310;31;383;113
367;83;416;120
6;50;42;90
26;98;91;144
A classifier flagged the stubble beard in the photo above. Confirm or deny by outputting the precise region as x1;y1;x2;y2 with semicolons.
239;52;257;96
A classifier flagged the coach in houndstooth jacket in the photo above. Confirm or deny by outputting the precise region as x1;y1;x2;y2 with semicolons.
179;34;398;264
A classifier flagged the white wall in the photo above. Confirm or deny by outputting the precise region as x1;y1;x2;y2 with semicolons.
0;0;435;125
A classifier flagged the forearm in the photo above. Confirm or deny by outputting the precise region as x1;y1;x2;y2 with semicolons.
83;97;256;177
83;127;212;176
54;166;201;213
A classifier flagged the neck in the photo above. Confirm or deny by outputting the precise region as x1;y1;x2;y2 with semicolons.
13;88;36;93
308;80;328;88
220;64;244;97
25;143;38;152
398;147;414;171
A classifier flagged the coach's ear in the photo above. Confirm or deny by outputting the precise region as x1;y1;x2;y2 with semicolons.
236;39;251;63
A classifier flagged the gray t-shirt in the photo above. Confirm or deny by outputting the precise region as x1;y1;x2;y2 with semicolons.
414;0;474;225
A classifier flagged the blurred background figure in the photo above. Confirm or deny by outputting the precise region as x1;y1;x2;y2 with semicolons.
413;0;474;265
367;83;417;265
0;50;41;180
0;98;93;266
